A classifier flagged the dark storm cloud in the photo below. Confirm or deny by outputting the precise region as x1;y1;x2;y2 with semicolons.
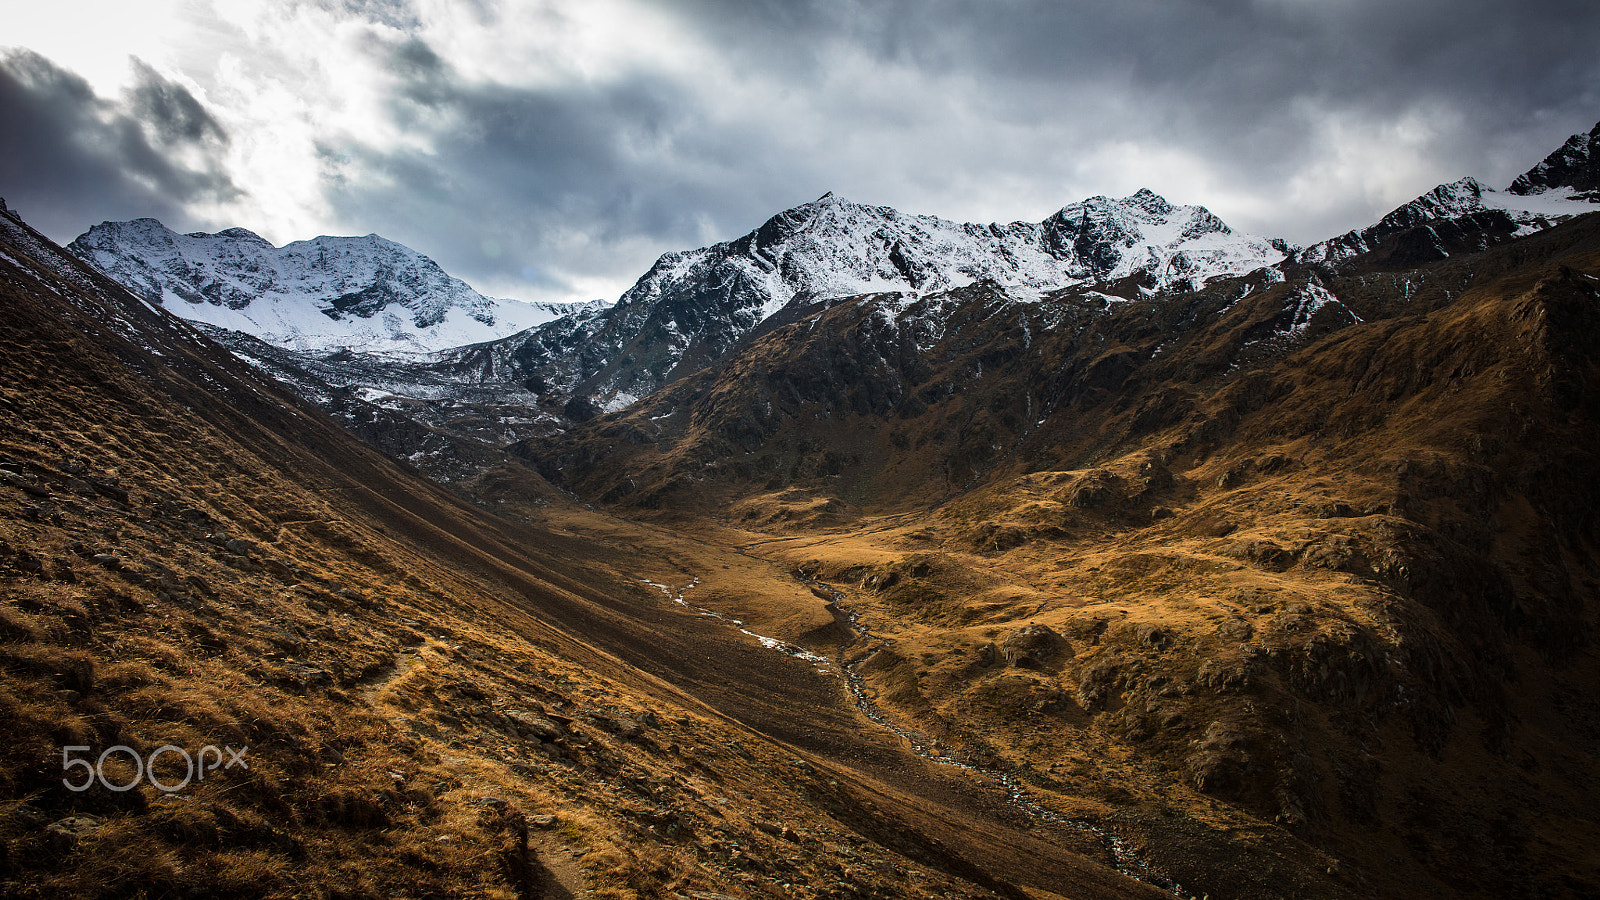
661;0;1600;183
674;0;1600;119
128;59;229;146
0;50;240;241
320;32;817;296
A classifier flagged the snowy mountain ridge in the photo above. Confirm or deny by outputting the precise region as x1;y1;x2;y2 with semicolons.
1301;166;1600;265
58;118;1600;452
67;218;584;354
1510;120;1600;199
624;188;1284;323
478;188;1286;414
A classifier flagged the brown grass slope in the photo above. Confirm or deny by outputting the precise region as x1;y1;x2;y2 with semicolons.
0;207;1190;900
528;213;1600;898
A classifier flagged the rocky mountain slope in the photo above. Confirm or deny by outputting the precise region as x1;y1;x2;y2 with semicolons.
66;218;579;353
1;201;1199;899
452;189;1286;415
190;325;571;484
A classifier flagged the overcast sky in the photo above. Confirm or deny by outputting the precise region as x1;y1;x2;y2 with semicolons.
3;0;1597;304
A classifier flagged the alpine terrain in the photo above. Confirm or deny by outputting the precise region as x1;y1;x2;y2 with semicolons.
66;188;1287;482
3;119;1600;899
445;188;1287;417
67;218;580;354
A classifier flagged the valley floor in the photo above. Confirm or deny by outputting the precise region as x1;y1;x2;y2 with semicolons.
496;495;1364;900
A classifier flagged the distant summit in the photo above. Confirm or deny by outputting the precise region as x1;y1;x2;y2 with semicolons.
1510;120;1600;199
1301;120;1600;266
67;219;583;354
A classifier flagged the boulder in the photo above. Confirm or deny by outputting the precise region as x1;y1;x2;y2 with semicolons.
504;709;565;742
46;815;103;851
1137;624;1169;648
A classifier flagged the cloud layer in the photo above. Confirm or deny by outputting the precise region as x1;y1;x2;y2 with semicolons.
0;51;239;241
3;0;1598;303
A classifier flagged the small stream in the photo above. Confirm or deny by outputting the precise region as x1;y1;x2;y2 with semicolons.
800;574;1187;898
643;568;1184;896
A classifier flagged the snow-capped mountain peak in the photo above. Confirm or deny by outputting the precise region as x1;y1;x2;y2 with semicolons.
482;189;1285;414
1038;189;1259;284
1301;121;1600;265
1510;120;1600;200
67;220;581;354
631;187;1281;324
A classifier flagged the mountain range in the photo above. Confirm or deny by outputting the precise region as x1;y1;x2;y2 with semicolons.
60;125;1600;475
3;119;1600;899
459;188;1287;416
